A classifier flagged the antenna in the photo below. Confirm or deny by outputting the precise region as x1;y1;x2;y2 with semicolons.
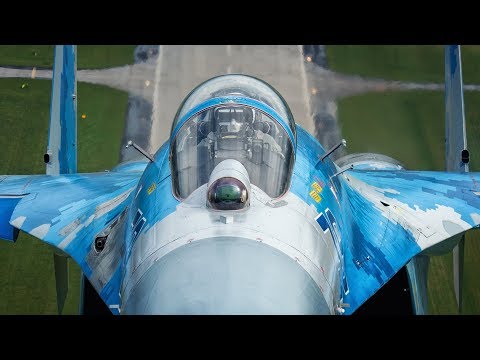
125;140;155;162
320;139;347;162
329;164;354;184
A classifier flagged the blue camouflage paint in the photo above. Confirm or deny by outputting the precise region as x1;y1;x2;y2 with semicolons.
445;45;468;173
288;127;480;314
290;125;339;206
1;168;144;310
47;45;77;175
112;160;149;173
448;45;458;73
0;196;23;241
100;264;123;313
316;213;329;232
340;168;480;313
340;177;421;313
289;125;347;301
348;170;480;226
124;141;179;263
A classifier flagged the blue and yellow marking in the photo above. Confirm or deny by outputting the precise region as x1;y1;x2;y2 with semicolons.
312;181;323;193
147;183;156;195
309;181;323;203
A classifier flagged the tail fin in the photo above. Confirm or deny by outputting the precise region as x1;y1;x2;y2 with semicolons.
0;46;77;243
45;45;77;175
445;44;468;313
45;45;77;313
405;255;430;315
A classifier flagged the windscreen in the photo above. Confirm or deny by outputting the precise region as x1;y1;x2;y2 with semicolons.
171;104;294;199
172;74;296;133
170;74;296;200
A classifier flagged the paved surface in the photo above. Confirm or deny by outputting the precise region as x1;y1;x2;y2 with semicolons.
148;45;314;153
0;45;317;157
4;45;479;160
119;46;159;162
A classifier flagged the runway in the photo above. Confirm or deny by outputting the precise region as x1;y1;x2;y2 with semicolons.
147;45;315;153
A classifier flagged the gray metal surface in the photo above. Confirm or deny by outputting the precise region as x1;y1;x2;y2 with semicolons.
121;184;341;314
405;255;430;314
85;208;128;292
148;45;314;153
122;236;329;314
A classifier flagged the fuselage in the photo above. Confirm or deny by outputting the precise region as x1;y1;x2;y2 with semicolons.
117;125;348;314
113;74;353;314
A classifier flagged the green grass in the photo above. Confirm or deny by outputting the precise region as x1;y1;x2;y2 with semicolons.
0;78;128;314
77;83;128;171
0;45;136;69
338;91;445;170
76;46;136;69
337;90;480;314
327;45;480;84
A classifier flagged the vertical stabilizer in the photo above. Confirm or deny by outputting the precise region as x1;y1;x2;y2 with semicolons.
45;45;77;313
405;255;430;314
445;45;467;313
45;45;77;175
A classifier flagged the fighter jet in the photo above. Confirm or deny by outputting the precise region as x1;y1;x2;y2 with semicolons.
0;45;476;314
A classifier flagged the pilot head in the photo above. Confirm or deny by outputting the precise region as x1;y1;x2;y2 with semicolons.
214;106;252;135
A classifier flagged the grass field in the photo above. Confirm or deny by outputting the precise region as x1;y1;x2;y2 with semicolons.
329;45;480;314
0;77;129;313
0;45;136;69
0;45;133;314
327;45;480;84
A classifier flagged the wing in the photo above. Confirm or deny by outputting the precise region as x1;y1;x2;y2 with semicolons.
341;169;480;314
0;170;142;311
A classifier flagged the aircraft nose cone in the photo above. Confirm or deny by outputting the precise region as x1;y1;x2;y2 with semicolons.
122;236;330;314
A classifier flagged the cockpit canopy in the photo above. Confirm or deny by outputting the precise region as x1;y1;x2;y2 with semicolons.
170;74;297;200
